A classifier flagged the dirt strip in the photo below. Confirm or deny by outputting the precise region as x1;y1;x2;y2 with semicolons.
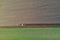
0;24;60;28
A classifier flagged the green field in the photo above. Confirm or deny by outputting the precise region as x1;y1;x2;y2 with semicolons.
0;28;60;40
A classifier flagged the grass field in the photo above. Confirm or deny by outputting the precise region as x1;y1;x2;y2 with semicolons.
0;28;60;40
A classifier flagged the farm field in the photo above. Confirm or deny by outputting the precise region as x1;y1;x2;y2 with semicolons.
0;28;60;40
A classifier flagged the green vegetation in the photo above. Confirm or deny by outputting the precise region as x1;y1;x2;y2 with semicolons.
0;28;60;40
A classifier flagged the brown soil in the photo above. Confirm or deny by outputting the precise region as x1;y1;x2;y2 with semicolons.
0;25;60;28
0;24;60;28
